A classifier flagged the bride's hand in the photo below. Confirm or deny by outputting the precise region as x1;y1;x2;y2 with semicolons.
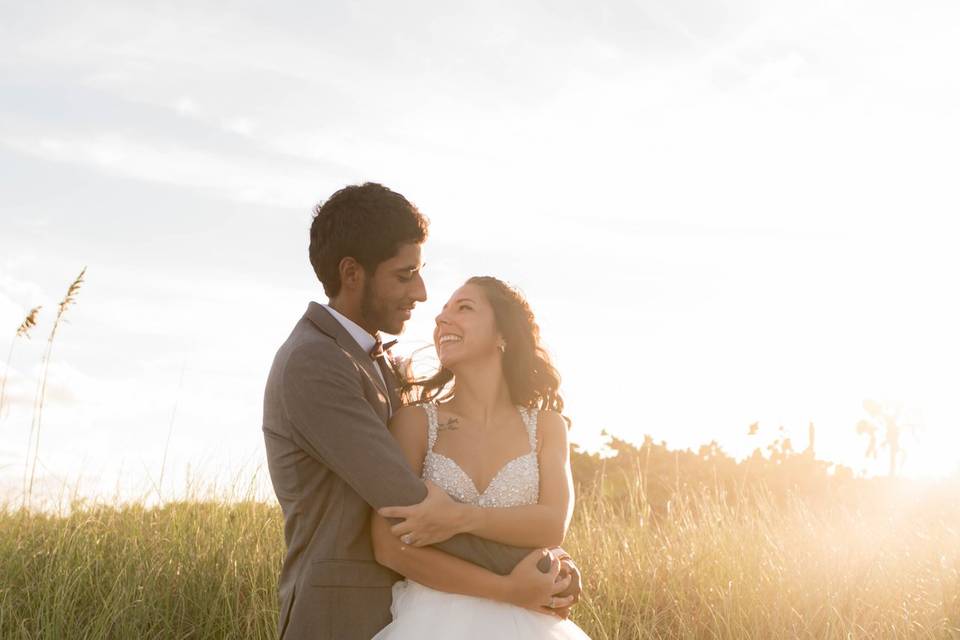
504;549;575;616
377;481;466;547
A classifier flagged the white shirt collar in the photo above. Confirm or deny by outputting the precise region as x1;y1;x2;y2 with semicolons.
321;304;378;354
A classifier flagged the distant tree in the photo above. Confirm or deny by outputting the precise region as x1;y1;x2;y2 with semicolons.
571;420;850;514
856;399;921;477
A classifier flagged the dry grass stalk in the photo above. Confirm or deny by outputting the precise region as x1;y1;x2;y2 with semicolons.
0;306;42;421
25;268;86;505
16;306;42;338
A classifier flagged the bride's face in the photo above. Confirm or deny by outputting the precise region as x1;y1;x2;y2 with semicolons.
433;283;502;370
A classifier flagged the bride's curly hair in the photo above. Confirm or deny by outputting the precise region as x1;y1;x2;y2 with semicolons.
401;276;564;414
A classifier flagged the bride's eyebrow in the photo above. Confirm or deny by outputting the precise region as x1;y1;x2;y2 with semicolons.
440;297;476;310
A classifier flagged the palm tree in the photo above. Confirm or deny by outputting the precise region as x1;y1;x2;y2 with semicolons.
856;399;921;477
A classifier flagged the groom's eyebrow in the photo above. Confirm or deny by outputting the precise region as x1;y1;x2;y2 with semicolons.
395;262;426;275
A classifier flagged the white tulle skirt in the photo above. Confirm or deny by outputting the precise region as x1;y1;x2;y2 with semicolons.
372;579;591;639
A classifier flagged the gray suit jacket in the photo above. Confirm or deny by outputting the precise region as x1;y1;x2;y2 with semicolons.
263;303;532;640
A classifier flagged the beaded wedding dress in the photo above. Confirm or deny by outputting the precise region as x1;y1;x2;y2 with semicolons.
372;403;591;640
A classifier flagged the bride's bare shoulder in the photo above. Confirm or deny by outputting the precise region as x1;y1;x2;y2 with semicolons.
535;410;570;448
388;404;432;469
388;404;430;441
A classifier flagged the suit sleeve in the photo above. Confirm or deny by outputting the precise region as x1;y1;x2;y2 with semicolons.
280;341;533;575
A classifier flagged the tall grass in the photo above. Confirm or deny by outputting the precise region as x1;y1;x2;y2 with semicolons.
3;476;958;639
567;474;960;639
1;499;280;639
24;268;86;505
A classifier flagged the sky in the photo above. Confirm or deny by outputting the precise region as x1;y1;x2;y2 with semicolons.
2;0;959;504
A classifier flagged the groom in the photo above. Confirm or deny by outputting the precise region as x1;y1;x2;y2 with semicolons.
263;183;580;640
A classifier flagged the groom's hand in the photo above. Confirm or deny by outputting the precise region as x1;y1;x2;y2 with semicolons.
539;548;581;619
505;549;575;616
378;480;466;547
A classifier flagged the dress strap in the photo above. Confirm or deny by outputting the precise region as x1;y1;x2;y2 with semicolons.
423;402;439;450
519;406;539;453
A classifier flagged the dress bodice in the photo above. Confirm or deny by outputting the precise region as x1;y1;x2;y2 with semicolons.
420;403;540;508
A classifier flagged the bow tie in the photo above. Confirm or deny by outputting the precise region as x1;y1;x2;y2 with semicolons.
370;337;398;360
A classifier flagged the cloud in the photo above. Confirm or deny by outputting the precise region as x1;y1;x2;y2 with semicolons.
0;272;47;313
221;117;256;137
173;97;199;117
0;128;353;209
0;359;94;413
2;0;959;494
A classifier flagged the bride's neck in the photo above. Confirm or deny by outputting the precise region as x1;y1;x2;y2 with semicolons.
449;360;511;426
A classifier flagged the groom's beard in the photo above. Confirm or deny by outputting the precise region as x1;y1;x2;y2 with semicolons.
360;282;396;335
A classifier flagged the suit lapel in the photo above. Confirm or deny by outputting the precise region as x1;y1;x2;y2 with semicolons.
378;358;402;412
304;302;392;416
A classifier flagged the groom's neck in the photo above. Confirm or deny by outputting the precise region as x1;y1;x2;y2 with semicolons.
327;297;377;336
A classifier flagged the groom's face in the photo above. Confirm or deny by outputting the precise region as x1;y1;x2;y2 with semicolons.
360;242;427;335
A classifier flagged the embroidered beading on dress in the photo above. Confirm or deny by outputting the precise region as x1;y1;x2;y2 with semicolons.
421;402;539;508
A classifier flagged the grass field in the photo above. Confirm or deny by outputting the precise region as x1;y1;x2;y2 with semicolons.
2;476;959;639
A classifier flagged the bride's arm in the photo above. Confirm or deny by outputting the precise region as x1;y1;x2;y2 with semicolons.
371;406;572;609
380;410;574;548
372;515;512;600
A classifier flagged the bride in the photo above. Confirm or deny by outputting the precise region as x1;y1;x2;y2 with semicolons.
370;276;590;639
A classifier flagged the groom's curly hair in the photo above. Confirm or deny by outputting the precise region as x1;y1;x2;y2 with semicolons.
310;183;429;297
403;276;566;416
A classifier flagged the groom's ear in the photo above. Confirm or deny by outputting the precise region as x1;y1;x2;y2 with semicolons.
338;256;365;292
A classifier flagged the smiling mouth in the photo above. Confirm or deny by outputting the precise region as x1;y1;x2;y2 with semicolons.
438;334;463;345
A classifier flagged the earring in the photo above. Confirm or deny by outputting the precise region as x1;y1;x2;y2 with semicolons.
498;341;506;353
